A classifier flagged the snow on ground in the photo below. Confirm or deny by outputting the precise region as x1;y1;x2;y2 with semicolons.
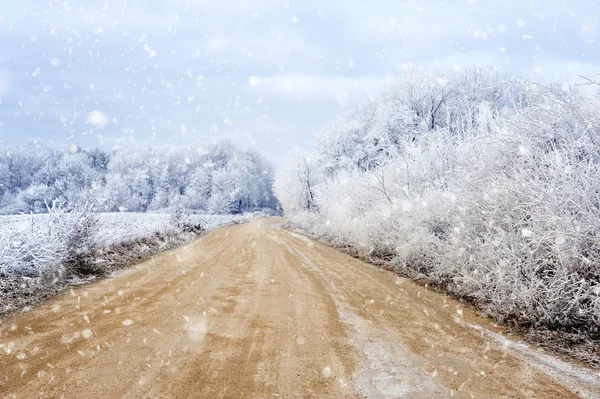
0;212;245;246
461;321;600;399
0;211;268;278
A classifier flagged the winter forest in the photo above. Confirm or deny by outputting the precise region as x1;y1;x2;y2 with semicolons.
0;140;278;215
0;139;278;305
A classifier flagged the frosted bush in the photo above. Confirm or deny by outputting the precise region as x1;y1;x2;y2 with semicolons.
0;209;260;279
277;69;600;339
0;202;98;277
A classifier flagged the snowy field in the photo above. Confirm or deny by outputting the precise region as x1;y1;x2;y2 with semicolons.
0;211;270;277
0;212;247;246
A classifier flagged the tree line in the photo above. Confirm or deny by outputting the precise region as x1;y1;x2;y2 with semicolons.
0;140;279;215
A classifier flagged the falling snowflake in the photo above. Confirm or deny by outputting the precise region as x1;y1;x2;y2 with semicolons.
87;110;109;129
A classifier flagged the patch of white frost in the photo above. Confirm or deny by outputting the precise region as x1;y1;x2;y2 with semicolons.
287;244;446;398
461;321;600;399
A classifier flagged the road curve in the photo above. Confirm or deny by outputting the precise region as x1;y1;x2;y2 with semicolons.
1;219;598;398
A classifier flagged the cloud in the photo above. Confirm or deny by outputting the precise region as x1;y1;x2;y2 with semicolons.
0;0;597;165
204;35;228;52
0;0;287;33
250;74;395;105
528;60;600;82
580;16;598;35
0;71;9;98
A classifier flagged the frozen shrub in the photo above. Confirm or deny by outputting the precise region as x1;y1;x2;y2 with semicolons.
277;69;600;343
169;204;205;234
169;203;191;231
57;202;101;276
0;201;99;277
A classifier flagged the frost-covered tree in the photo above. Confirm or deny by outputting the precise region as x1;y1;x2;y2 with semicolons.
278;68;600;342
275;148;318;213
184;167;212;211
314;67;524;179
103;150;154;212
0;140;278;215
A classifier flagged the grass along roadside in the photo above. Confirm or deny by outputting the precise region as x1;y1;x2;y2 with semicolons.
0;209;270;320
283;221;600;369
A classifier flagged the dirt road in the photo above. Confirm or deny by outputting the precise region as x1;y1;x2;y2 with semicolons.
1;219;598;398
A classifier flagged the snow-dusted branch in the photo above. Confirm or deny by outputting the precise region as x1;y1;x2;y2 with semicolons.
278;67;600;345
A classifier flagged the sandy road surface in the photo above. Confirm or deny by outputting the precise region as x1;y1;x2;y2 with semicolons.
1;219;599;398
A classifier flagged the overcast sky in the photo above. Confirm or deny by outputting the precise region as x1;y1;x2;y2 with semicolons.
0;0;598;163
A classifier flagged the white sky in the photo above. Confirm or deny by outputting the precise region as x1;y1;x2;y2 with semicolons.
0;0;598;163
